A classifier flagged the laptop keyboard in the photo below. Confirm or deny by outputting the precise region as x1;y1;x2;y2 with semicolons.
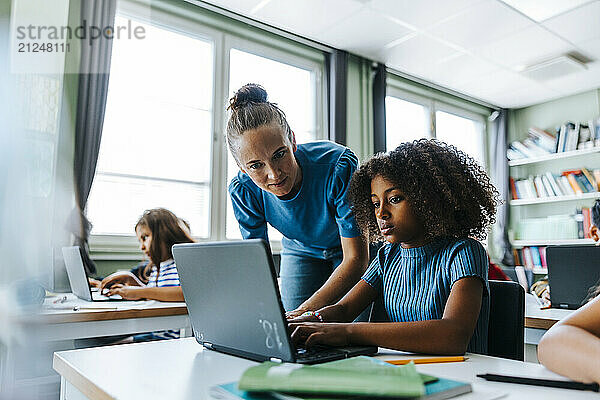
295;345;345;362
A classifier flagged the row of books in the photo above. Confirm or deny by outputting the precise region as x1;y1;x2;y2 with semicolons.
516;206;594;240
507;118;600;160
513;246;547;271
510;168;600;200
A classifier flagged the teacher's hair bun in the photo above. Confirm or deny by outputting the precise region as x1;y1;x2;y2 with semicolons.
228;83;268;111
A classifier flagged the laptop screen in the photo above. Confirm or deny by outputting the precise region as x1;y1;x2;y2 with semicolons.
173;240;297;362
547;246;600;309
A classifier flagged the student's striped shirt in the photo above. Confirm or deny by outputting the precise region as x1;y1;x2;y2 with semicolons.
146;259;180;340
362;237;490;354
147;259;180;288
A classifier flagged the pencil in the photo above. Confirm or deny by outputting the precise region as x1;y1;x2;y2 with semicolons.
385;356;466;365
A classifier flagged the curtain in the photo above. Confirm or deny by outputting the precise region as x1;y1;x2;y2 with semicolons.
327;50;348;144
490;109;514;265
372;63;386;154
70;0;117;275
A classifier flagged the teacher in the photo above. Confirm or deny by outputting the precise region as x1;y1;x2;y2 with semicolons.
227;83;368;317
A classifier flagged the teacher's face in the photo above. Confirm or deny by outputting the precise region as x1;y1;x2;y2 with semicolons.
238;124;301;197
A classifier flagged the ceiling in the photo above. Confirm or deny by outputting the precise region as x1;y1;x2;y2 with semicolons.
202;0;600;109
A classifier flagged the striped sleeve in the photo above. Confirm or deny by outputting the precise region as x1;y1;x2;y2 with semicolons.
361;245;386;292
157;263;180;287
448;238;489;297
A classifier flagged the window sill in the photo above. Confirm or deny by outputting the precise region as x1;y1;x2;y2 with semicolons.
89;235;283;260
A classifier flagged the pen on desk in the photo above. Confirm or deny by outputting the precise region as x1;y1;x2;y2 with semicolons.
385;356;466;365
477;373;600;392
53;295;67;304
72;306;118;311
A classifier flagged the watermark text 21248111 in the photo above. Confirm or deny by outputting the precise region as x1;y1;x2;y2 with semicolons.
17;42;71;53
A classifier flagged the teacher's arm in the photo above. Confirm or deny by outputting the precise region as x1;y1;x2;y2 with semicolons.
289;236;368;318
538;295;600;384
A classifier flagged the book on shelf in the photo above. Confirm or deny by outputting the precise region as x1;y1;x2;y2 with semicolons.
507;119;600;161
583;208;592;239
581;168;598;191
516;207;594;240
509;168;599;200
513;246;548;271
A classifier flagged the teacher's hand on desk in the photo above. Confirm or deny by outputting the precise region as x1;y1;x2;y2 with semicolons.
100;271;144;291
105;285;146;300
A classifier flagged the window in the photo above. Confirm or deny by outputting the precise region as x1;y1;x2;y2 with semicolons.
225;47;322;240
435;110;485;167
385;89;486;167
87;16;213;238
385;96;430;150
87;6;325;251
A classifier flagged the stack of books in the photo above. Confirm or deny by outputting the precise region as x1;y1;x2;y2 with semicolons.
211;356;473;399
507;119;600;161
516;206;595;240
510;168;599;200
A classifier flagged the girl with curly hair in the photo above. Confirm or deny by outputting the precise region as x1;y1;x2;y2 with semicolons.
290;139;500;354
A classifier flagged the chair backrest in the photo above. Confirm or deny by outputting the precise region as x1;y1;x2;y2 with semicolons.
487;280;525;361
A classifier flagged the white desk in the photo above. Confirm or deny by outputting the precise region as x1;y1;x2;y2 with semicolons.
54;337;600;400
1;294;189;399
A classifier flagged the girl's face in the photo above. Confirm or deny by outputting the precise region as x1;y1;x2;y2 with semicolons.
370;175;426;248
136;225;152;259
237;124;301;197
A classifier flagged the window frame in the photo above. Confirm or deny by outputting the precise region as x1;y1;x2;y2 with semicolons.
89;1;326;258
385;85;489;169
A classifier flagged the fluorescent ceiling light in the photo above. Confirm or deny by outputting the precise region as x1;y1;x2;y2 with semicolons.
500;0;593;22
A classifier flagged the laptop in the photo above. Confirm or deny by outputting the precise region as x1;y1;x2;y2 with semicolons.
546;245;600;309
173;239;377;364
62;246;125;302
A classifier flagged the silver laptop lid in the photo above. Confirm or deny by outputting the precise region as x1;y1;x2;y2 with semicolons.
173;239;296;362
61;246;93;301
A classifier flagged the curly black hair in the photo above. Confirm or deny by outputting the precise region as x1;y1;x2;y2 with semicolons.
348;139;500;243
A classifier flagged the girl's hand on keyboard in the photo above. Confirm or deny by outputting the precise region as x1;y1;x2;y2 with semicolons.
288;322;351;348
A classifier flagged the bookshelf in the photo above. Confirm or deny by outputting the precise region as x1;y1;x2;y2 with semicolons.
508;139;599;275
508;146;600;167
512;239;596;247
510;192;600;206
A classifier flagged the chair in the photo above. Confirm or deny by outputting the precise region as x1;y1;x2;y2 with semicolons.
487;280;525;361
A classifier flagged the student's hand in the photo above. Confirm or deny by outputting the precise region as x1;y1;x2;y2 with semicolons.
88;277;101;288
100;271;143;292
285;308;308;320
288;311;321;323
105;284;146;300
289;322;351;348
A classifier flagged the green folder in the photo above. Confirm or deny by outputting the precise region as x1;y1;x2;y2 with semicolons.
237;356;425;398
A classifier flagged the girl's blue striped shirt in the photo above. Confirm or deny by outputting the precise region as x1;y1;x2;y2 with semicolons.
362;237;490;354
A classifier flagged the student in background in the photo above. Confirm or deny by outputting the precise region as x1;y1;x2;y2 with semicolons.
538;199;600;384
290;140;499;355
227;84;368;316
98;218;192;290
104;208;194;303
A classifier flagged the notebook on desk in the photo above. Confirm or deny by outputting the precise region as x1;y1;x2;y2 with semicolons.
62;246;127;302
546;245;600;309
173;239;377;364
